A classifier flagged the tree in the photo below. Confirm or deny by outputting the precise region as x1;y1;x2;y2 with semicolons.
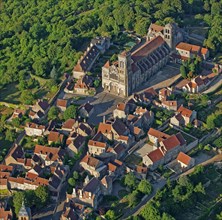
140;202;161;220
124;172;137;189
217;211;222;220
63;105;77;121
35;186;49;206
180;65;187;78
68;177;76;187
194;182;205;194
94;79;101;88
73;171;79;180
105;210;116;220
162;212;176;220
48;106;59;120
13;191;24;215
206;114;216;130
128;190;140;207
138;180;152;195
5;129;16;142
20;90;35;105
50;65;58;80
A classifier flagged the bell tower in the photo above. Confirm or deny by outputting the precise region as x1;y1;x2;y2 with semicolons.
164;23;175;50
118;51;132;97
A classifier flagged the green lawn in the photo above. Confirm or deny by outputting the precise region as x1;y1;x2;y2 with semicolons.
0;83;21;104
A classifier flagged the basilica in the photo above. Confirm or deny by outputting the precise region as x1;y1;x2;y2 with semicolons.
102;23;183;97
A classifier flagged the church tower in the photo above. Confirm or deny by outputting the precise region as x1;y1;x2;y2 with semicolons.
118;51;132;97
163;23;175;50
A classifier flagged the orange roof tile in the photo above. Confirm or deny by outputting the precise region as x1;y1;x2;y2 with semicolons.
88;140;106;148
150;23;164;32
147;148;164;163
177;106;193;118
177;152;191;165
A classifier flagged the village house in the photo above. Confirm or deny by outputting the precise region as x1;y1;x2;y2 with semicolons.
79;102;94;119
29;110;44;121
48;131;64;145
162;100;178;111
0;205;13;220
88;140;108;157
56;99;69;111
113;102;130;119
25;122;46;136
159;87;173;102
66;132;86;155
170;106;197;127
34;145;65;166
32;100;50;115
74;75;95;94
75;122;95;137
174;42;209;62
80;155;107;178
176;152;195;170
182;74;215;93
73;37;110;79
148;128;170;147
61;119;78;134
133;87;158;105
9;109;25;121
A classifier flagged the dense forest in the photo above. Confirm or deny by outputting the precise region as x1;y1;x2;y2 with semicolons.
0;0;222;85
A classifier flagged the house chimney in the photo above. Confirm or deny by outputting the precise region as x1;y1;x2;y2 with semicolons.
103;115;106;123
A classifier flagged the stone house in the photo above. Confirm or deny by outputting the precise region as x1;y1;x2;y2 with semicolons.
162;100;178;111
79;102;94;119
170;106;197;126
74;75;95;94
113;102;130;119
176;152;195;169
29;110;44;121
148;128;170;147
0;205;13;220
80;155;107;178
62;119;78;134
56;99;69;111
25;122;46;136
88;140;107;156
66;133;86;155
32;100;50;115
48;131;64;145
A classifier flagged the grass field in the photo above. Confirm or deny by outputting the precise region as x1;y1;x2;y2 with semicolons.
0;83;21;104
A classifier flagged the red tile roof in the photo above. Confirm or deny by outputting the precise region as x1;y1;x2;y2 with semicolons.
150;23;164;32
62;119;76;130
148;128;170;142
132;36;165;62
177;152;191;165
48;131;64;143
57;99;68;108
161;135;181;151
98;123;112;134
88;140;106;148
147;148;164;163
177;106;193;118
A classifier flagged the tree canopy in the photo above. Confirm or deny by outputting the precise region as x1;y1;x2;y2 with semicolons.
0;0;222;86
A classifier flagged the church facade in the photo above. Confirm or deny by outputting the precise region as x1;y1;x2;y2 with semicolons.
102;23;183;97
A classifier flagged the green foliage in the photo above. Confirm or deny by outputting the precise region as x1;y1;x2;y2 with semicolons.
217;212;222;220
20;90;35;105
68;177;76;187
206;114;216;129
13;191;24;215
73;171;79;180
140;202;162;220
35;186;50;207
105;209;117;220
5;129;16;142
94;79;101;88
137;179;152;195
124;172;137;190
128;190;140;207
48;106;59;120
50;66;58;81
63;105;77;121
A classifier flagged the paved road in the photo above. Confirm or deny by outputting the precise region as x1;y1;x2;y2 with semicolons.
203;74;222;94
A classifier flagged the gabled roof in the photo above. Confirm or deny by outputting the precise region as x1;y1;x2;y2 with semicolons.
83;177;100;193
132;36;165;62
80;155;101;168
148;128;170;142
98;123;112;134
147;148;164;163
80;102;94;113
88;140;106;148
177;152;192;165
48;131;64;143
162;100;177;107
150;23;164;32
177;106;193;118
161;135;181;151
36;100;49;111
56;99;68;108
62;119;76;130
